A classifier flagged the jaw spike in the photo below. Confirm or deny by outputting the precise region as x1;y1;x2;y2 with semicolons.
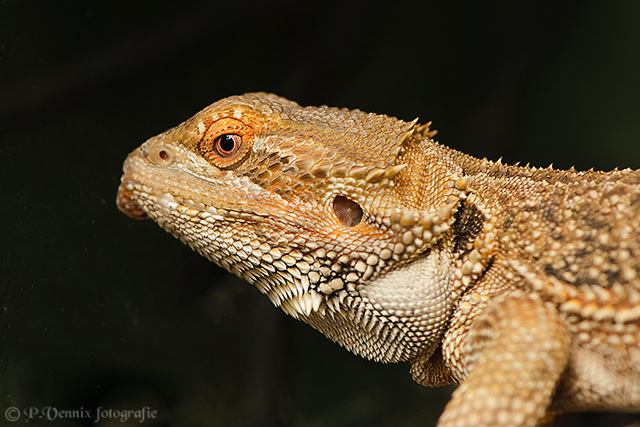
384;164;408;180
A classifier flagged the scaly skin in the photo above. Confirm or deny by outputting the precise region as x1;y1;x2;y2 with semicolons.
117;93;640;426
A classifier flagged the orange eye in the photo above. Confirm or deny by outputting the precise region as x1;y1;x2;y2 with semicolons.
214;134;242;157
199;117;254;169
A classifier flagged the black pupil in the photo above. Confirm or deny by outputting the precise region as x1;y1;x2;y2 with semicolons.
218;134;237;153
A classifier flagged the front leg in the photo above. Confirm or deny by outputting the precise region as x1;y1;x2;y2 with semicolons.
439;290;571;427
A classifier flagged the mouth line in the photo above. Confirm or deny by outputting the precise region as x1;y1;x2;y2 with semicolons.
118;178;274;226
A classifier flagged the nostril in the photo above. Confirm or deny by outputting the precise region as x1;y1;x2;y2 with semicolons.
333;195;363;227
148;144;174;166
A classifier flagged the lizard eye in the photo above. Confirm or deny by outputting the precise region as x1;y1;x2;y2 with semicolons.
214;134;242;157
199;117;254;169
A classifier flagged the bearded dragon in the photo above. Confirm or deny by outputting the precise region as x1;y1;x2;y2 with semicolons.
116;93;640;426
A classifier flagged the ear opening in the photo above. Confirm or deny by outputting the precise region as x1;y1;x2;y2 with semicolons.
333;196;363;227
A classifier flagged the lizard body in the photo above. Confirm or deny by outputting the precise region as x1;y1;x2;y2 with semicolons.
117;93;640;426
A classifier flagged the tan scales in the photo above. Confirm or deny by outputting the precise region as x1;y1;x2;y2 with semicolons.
117;93;640;426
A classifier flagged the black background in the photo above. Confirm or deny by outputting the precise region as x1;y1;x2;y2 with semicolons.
2;1;640;426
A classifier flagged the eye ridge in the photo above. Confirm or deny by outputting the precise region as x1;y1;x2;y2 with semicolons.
214;134;242;157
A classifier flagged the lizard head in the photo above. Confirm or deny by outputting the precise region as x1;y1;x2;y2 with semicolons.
117;93;468;362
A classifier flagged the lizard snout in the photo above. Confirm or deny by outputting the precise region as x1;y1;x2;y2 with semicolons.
116;149;149;220
116;180;148;220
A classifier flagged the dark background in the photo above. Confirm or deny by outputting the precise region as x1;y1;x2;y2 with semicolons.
2;1;640;426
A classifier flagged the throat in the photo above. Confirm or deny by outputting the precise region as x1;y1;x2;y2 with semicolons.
295;250;455;363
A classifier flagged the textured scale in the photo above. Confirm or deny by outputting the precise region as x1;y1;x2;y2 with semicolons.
117;93;640;426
